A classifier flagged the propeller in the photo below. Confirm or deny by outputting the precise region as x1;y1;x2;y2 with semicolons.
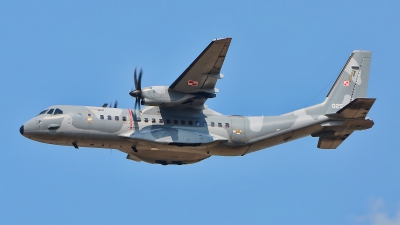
129;67;143;118
109;100;118;108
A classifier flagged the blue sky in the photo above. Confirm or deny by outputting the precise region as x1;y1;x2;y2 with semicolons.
1;1;400;224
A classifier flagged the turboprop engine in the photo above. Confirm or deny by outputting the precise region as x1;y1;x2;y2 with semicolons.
128;68;217;110
139;86;195;106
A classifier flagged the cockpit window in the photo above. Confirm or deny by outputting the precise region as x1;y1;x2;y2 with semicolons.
47;109;54;115
54;108;63;115
38;109;48;116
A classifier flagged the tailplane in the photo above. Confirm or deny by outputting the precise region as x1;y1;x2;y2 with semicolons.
307;51;375;149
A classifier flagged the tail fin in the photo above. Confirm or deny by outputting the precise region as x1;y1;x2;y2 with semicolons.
319;50;372;114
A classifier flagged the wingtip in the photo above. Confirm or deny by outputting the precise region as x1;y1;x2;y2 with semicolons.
352;49;372;53
213;37;232;41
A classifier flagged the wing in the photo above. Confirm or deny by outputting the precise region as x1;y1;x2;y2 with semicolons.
119;127;227;146
169;38;231;101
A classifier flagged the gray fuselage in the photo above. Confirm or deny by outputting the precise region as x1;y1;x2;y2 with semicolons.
20;105;330;165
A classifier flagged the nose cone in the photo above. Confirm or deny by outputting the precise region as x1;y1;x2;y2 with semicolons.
20;125;24;135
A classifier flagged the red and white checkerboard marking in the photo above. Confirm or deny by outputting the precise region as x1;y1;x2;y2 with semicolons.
187;80;199;86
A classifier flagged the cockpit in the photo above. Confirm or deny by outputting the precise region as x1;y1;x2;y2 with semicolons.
37;108;64;116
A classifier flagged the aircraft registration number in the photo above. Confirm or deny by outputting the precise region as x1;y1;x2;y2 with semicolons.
331;104;343;109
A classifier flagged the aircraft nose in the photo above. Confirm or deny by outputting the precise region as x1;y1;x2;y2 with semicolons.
20;125;24;135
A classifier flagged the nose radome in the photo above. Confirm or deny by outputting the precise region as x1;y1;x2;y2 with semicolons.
19;125;24;135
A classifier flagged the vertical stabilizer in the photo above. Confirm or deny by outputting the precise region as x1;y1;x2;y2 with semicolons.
309;51;372;115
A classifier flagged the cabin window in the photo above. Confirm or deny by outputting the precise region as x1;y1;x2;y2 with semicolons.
181;120;185;125
136;117;141;122
210;122;215;127
47;109;54;115
54;108;63;115
218;123;222;127
152;118;156;123
188;121;193;125
173;119;178;124
159;119;164;123
100;115;104;120
122;116;127;121
115;116;119;121
225;123;230;128
144;118;148;123
107;115;112;120
203;122;207;127
196;121;200;126
166;119;171;124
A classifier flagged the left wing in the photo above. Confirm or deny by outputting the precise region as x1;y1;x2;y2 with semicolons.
169;38;231;100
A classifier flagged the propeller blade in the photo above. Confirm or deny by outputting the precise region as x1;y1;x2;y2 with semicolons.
134;67;138;90
137;68;143;91
130;67;143;99
114;100;118;108
130;67;143;120
134;98;139;120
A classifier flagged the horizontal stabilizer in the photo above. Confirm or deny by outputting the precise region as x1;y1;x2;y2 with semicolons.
335;98;376;118
316;118;374;149
316;98;375;149
318;131;354;149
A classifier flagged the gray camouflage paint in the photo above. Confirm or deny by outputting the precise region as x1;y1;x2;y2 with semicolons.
20;51;374;165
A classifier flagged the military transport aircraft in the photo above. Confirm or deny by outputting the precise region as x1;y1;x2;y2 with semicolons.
20;38;375;165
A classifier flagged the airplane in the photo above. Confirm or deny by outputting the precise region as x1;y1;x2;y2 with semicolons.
20;38;375;165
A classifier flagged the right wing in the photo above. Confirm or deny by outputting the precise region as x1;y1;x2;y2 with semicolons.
119;127;227;146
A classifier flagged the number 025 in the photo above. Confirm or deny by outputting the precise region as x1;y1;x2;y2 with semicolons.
331;104;343;109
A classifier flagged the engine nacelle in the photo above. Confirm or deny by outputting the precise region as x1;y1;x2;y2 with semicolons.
140;86;195;107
